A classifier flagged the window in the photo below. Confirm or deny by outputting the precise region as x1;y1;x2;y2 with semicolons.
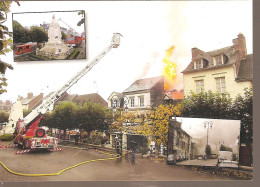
130;97;135;107
139;96;144;107
195;80;204;92
112;99;119;108
214;55;223;65
216;77;226;93
194;60;203;69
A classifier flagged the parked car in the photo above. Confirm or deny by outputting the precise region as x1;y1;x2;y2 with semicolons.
166;154;176;165
176;155;183;162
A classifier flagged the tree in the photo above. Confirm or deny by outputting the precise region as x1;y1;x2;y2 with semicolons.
13;20;28;44
23;109;31;118
76;102;113;144
29;26;48;43
133;105;181;150
180;91;233;119
0;110;9;123
232;87;253;144
0;1;19;94
51;102;78;140
77;10;85;26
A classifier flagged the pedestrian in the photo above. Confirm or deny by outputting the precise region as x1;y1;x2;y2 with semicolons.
75;132;80;146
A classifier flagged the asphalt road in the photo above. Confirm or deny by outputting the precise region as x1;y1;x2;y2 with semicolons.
0;145;235;181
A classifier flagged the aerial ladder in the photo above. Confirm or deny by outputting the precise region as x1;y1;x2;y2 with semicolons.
13;33;122;150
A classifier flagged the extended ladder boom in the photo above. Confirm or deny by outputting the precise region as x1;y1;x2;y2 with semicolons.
23;33;122;125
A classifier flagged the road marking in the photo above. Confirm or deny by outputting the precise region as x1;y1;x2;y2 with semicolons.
73;150;82;157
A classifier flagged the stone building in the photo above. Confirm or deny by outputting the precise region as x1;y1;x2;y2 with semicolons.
0;100;13;112
168;118;195;160
182;33;252;99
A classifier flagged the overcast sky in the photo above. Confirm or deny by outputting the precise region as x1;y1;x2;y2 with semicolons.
0;1;252;102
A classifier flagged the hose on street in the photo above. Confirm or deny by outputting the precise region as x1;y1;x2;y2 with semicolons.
0;145;122;177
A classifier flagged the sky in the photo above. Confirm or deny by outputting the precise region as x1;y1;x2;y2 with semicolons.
0;1;252;103
176;117;241;155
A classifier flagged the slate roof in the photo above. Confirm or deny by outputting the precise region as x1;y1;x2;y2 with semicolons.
236;54;253;81
20;96;38;105
123;76;164;93
57;93;108;107
182;46;240;73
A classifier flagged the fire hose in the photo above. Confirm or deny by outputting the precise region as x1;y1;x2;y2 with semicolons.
0;144;123;177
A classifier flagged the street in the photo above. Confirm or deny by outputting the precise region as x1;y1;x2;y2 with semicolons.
0;145;236;181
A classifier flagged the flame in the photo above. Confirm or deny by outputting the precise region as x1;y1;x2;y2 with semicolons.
163;46;177;90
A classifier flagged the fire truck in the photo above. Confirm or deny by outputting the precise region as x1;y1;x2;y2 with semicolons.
14;42;38;55
66;36;84;47
13;33;122;150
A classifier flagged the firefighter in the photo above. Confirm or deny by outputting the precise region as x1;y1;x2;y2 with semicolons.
115;137;121;157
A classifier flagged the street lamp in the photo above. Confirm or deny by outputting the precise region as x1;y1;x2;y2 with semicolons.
204;121;213;146
111;94;129;156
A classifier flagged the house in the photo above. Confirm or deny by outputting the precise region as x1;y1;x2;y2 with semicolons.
182;33;252;99
18;92;44;111
108;76;166;153
168;118;195;160
0;100;13;112
55;92;108;107
163;89;184;105
122;76;164;110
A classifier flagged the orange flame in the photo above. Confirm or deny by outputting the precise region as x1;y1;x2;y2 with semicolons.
163;46;177;90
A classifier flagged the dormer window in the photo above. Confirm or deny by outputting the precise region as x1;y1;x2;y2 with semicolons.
194;59;203;69
214;55;223;65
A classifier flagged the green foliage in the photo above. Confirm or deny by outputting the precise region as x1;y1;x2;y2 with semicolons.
67;49;79;60
40;101;113;142
76;102;112;134
13;21;48;44
115;105;181;149
29;26;48;43
23;109;31;118
0;1;18;94
232;87;253;144
219;144;232;152
180;88;253;144
180;91;233;119
0;134;14;141
13;20;28;44
77;11;85;26
89;131;107;145
61;31;67;41
0;110;9;123
205;145;212;156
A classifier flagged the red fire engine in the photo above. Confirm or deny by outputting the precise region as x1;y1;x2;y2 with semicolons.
14;42;38;55
66;36;84;47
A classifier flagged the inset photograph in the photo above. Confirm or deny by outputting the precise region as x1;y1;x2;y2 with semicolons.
12;10;86;62
168;117;241;168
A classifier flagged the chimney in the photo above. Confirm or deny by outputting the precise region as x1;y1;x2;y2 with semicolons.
232;33;247;59
27;92;33;99
191;48;203;59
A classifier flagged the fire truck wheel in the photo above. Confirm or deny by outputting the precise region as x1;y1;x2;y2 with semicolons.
35;128;45;137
